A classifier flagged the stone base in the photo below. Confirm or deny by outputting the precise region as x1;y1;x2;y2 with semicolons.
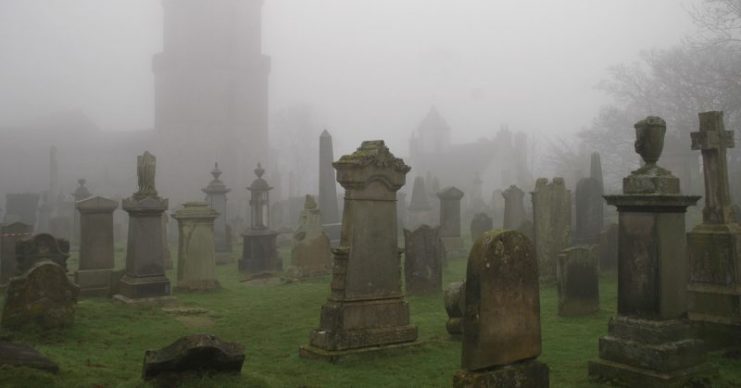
453;359;549;388
112;294;177;306
691;319;741;351
589;316;714;387
307;298;418;351
174;279;221;292
239;231;281;273
117;274;171;300
299;340;421;363
75;268;112;297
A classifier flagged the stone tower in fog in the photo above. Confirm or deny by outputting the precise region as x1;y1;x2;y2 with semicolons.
153;0;270;195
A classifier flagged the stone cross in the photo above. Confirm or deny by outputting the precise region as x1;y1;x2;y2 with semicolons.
691;111;735;224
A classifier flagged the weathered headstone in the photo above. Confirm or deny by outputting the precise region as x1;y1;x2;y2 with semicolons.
502;185;526;230
1;261;79;330
76;196;117;297
453;230;549;387
408;176;434;229
437;186;465;256
291;195;331;277
319;130;340;226
598;223;618;271
143;334;245;381
239;163;281;274
531;178;572;282
16;234;70;274
557;246;599;316
71;178;92;247
574;177;604;245
4;193;39;227
173;202;220;291
300;140;417;360
0;222;32;285
491;189;505;227
115;151;172;302
687;111;741;349
0;341;59;374
403;225;443;295
202;163;233;264
444;281;465;337
589;116;711;386
469;212;493;243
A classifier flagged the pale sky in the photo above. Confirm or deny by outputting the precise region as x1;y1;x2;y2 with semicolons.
0;0;699;155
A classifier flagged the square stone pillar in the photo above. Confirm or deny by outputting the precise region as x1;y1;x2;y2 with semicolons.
173;202;220;291
300;140;418;360
437;186;464;256
75;196;118;297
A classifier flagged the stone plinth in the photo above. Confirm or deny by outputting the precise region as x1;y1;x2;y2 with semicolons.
403;225;443;295
453;230;549;385
173;202;220;291
589;116;711;387
557;246;599;316
202;163;233;265
239;229;280;274
300;140;417;360
437;186;465;256
531;177;572;282
75;196;118;297
116;196;171;301
291;195;331;277
0;222;32;285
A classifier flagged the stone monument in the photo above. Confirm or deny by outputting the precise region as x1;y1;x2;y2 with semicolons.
239;163;281;274
173;202;220;291
588;116;711;386
15;234;70;274
444;281;465;337
502;185;526;230
291;195;332;277
407;176;434;229
319;130;341;242
574;177;604;245
3;193;40;227
76;196;118;297
202;163;233;264
71;178;92;247
403;225;443;295
469;212;493;243
531;177;572;282
437;186;465;256
687;111;741;349
300;140;418;360
557;246;599;316
0;222;32;285
453;230;549;387
115;151;172;302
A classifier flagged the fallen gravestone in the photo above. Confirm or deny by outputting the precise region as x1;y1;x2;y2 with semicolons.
0;341;59;373
142;334;245;382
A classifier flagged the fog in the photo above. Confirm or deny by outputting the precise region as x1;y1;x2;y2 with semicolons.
0;0;703;226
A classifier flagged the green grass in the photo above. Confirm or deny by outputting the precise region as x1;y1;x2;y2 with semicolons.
1;244;740;388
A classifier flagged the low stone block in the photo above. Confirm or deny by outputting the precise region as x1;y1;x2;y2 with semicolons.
75;268;112;297
453;359;549;388
142;334;245;381
0;341;59;374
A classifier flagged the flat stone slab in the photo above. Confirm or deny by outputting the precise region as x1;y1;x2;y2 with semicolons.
0;341;59;374
299;340;423;363
143;334;245;381
112;294;177;307
453;359;549;388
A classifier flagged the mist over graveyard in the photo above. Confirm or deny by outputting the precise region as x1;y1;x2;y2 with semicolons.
1;0;741;387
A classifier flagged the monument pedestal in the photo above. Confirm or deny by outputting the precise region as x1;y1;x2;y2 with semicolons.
75;268;112;297
688;223;741;349
589;317;713;387
114;196;171;301
453;359;549;388
239;229;280;273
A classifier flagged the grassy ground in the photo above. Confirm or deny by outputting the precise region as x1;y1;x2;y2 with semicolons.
0;243;740;388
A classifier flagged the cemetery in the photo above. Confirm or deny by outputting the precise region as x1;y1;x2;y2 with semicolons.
3;1;741;387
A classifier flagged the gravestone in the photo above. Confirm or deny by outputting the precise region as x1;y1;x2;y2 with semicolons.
531;178;572;282
469;212;493;243
397;192;408;235
589;116;711;386
1;261;79;330
598;223;618;271
444;281;465;337
0;222;32;285
437;186;465;256
36;194;51;234
4;193;39;227
403;225;443;295
291;195;331;277
16;234;70;274
453;230;549;387
319;130;340;226
300;140;417;360
143;334;244;381
71;178;92;247
407;176;434;229
115;151;172;302
574;177;604;245
76;196;118;297
161;213;173;270
202;163;233;264
0;341;59;374
591;152;604;191
491;189;505;227
172;202;220;291
502;185;526;230
239;164;281;274
557;246;599;316
687;111;741;349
